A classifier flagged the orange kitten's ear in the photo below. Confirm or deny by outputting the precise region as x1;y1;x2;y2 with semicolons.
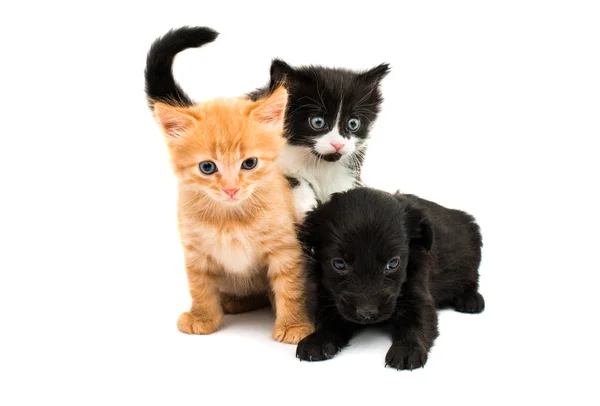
153;103;197;139
249;86;288;129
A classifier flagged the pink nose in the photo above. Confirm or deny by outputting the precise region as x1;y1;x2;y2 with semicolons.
331;143;344;152
223;188;239;198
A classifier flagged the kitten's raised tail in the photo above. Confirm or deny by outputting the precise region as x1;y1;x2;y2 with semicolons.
144;26;219;108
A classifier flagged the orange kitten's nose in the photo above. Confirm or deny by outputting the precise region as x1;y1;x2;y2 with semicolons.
331;143;344;152
223;188;240;198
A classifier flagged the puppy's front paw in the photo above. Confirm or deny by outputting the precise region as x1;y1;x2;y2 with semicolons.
385;342;428;371
177;311;222;335
296;333;341;361
273;323;314;344
454;291;485;314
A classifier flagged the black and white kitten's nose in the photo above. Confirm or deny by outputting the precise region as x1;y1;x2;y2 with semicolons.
356;305;379;320
331;142;344;152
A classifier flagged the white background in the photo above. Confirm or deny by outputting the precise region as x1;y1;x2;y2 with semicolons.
1;1;599;405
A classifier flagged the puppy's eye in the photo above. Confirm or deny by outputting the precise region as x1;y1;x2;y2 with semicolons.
199;161;217;175
331;258;347;271
347;118;361;132
309;116;326;130
384;257;400;272
241;158;258;170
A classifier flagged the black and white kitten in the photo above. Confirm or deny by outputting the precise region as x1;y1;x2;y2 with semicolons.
249;60;389;216
144;26;389;217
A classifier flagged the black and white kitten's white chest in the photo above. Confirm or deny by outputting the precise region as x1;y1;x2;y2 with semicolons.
279;144;365;216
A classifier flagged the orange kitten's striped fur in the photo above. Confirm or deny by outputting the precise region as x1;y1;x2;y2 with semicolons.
153;87;314;344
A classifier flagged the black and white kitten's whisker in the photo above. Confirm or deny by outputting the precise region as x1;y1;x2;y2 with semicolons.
297;95;327;110
354;113;374;124
354;87;378;108
355;102;381;109
289;103;323;115
354;106;378;114
347;154;363;178
300;147;320;174
317;86;327;113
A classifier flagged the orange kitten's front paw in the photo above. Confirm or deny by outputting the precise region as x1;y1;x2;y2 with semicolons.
273;322;315;344
177;311;222;335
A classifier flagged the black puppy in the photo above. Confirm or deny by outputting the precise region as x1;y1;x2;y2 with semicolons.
296;188;484;370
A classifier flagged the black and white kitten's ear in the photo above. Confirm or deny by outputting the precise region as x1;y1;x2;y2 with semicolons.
153;102;199;140
359;63;391;84
270;59;296;87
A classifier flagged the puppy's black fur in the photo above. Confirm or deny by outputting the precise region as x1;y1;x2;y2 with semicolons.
296;188;484;370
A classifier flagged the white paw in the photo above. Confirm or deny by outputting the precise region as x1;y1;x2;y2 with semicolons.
293;179;318;218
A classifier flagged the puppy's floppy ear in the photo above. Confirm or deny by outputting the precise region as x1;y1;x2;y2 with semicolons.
406;208;434;252
393;191;433;252
270;59;296;88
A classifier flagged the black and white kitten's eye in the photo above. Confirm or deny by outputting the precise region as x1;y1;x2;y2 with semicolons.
347;118;361;132
309;116;326;130
331;258;348;272
199;161;217;175
241;158;258;170
384;257;400;272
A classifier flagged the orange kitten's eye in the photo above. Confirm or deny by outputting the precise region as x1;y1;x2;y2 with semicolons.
241;158;258;170
199;161;217;175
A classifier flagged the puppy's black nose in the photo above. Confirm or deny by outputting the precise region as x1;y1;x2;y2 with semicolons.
356;305;379;320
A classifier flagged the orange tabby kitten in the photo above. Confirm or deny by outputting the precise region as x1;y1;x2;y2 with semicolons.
152;87;314;344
